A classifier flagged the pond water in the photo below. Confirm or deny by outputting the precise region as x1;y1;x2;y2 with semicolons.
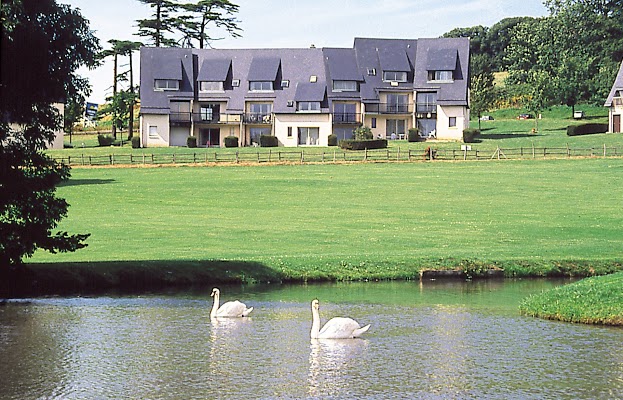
0;279;621;399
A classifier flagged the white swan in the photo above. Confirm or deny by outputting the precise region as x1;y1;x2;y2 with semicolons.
210;288;253;318
310;299;370;339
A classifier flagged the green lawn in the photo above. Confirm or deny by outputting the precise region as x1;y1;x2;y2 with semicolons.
29;158;623;280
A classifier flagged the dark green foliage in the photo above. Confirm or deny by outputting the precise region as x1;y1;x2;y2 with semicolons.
131;136;141;148
339;139;388;150
567;123;608;136
353;126;373;140
407;128;420;142
0;0;97;266
97;134;115;146
187;136;197;147
327;134;338;146
136;0;179;47
260;135;278;147
224;135;238;148
463;128;481;143
177;0;242;49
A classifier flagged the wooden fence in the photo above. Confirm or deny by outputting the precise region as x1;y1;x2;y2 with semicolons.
52;145;622;167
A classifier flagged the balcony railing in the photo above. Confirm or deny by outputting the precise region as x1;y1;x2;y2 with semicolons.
169;112;192;125
332;112;362;124
243;113;272;124
365;103;413;114
416;103;437;114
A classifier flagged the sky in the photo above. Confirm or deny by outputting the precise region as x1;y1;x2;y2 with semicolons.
60;0;548;105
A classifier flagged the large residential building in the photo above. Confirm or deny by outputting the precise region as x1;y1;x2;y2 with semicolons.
605;60;623;133
139;37;470;148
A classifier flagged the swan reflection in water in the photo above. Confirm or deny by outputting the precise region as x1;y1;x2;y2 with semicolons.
207;315;253;381
308;338;369;397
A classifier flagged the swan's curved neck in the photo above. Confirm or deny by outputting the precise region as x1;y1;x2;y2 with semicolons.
210;292;220;318
310;306;321;339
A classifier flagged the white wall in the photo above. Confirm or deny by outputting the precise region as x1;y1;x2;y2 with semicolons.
436;105;468;141
274;113;332;146
140;114;170;147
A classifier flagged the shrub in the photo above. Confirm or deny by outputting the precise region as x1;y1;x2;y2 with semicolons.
224;135;239;148
408;128;420;142
328;134;338;147
567;123;608;136
260;135;278;147
353;126;373;140
131;136;141;148
463;128;480;143
339;139;388;150
187;136;197;148
97;134;115;146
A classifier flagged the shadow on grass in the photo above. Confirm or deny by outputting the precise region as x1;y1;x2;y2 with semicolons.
0;259;286;298
59;179;116;187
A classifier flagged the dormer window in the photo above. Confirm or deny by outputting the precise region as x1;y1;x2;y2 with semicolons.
297;101;321;112
333;80;357;92
383;71;407;82
199;81;224;92
428;70;454;82
154;79;179;91
249;81;273;91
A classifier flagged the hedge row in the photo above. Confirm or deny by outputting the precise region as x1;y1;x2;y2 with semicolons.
567;123;608;136
339;139;388;150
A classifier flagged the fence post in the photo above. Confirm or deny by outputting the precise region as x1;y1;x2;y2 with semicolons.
397;146;400;161
110;154;113;165
269;149;272;163
532;144;535;159
333;149;336;162
301;151;304;164
89;156;92;166
322;152;324;163
81;154;85;166
142;154;145;165
364;147;368;161
567;143;570;158
604;143;607;157
236;151;239;163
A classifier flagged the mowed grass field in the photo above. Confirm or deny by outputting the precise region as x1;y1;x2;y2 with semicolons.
30;158;623;278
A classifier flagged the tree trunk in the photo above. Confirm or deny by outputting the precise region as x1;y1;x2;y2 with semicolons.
155;4;161;47
128;50;134;140
112;53;118;139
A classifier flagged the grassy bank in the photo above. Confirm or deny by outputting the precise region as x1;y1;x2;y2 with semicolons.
519;272;623;326
1;158;614;296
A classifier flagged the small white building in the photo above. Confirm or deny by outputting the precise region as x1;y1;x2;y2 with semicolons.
605;60;623;133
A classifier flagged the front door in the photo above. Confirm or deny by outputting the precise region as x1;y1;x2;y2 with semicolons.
614;114;621;133
201;128;220;147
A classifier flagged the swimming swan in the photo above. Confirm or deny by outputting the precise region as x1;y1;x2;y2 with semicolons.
310;299;370;339
210;288;253;318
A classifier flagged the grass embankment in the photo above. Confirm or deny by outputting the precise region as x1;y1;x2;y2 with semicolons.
1;157;619;297
520;271;623;326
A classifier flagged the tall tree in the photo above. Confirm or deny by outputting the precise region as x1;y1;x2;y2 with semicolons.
469;54;496;130
137;0;179;47
0;0;98;266
177;0;241;49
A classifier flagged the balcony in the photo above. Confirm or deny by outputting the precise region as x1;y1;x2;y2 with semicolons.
332;112;362;125
243;113;272;124
193;113;240;124
169;112;192;126
365;103;413;114
416;103;437;114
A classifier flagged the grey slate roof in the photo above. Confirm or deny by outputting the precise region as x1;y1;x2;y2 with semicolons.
414;38;469;106
198;58;231;81
427;48;458;71
139;37;470;114
605;60;623;106
247;57;281;81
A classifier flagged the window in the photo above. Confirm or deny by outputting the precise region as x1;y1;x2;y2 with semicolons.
287;127;293;138
298;127;319;146
428;70;453;82
297;101;320;112
371;117;377;128
333;103;357;123
154;79;179;91
383;71;407;82
250;127;271;144
386;94;409;113
416;92;437;114
310;75;317;83
333;80;357;92
386;119;406;138
200;107;213;121
281;80;290;88
333;127;354;140
199;81;223;92
367;68;376;76
148;126;159;139
247;103;272;123
232;79;240;87
449;117;457;127
249;81;273;91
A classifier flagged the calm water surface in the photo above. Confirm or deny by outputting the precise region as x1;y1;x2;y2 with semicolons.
0;280;621;399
